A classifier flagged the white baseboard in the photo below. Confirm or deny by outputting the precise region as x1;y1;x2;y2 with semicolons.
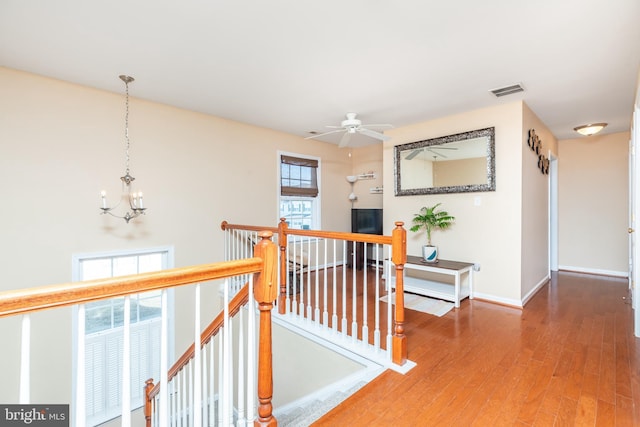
472;291;523;308
558;265;628;278
521;275;550;306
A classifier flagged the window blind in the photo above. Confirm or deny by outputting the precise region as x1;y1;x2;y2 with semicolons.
280;155;319;197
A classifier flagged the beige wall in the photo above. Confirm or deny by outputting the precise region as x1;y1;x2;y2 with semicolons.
383;102;527;305
558;131;629;275
0;68;352;404
347;144;384;209
521;104;557;301
433;157;487;187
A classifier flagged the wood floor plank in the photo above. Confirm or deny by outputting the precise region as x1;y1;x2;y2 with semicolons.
555;396;578;426
309;271;638;427
615;394;635;427
574;393;598;425
516;359;555;425
595;399;616;427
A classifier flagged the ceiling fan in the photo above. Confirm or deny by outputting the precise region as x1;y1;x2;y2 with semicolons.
305;113;393;148
405;146;458;160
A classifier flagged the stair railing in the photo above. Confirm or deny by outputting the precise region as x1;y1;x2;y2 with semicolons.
0;231;279;427
221;219;407;366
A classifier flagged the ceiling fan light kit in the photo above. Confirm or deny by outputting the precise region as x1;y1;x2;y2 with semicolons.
573;122;607;136
305;112;393;147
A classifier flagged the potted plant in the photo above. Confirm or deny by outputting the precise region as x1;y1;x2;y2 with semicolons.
410;203;455;262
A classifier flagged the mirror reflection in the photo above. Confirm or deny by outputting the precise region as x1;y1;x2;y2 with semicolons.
394;127;495;196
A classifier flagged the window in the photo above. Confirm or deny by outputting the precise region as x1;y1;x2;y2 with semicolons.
73;247;173;426
279;154;320;229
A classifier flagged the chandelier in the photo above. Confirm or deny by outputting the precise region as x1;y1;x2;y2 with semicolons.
100;75;146;223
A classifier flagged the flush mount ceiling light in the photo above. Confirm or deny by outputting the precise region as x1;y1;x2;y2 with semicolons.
99;75;147;223
573;123;607;136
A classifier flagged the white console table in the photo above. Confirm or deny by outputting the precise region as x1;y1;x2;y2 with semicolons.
386;256;474;308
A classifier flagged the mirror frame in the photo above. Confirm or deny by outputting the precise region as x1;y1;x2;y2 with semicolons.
394;127;496;196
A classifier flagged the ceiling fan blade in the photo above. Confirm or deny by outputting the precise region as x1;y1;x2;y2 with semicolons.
361;123;394;129
304;128;346;140
338;132;352;148
426;148;448;158
405;149;422;160
359;127;390;141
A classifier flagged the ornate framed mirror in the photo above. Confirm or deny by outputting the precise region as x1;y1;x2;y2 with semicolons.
394;127;495;196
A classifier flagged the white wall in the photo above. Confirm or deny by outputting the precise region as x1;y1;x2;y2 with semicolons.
521;104;557;301
558;131;629;275
0;67;353;404
382;102;526;305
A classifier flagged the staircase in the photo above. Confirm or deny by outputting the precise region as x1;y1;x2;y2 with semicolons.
276;380;368;427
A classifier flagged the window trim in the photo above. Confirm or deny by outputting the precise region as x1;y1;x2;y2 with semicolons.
71;246;175;426
277;151;321;229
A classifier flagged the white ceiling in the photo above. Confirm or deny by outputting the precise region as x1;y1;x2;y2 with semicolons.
2;0;639;146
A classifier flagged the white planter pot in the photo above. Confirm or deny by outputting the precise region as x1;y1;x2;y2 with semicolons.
422;245;438;263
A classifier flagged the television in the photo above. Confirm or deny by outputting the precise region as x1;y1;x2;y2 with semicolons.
351;208;383;235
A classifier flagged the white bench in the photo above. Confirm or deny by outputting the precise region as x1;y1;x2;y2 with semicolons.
386;256;474;308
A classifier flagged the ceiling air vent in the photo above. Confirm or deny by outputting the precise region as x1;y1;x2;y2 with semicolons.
490;83;524;98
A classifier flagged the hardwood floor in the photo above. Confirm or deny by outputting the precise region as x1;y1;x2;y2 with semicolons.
312;271;640;426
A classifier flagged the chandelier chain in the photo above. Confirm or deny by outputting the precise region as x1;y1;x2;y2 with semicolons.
124;79;130;176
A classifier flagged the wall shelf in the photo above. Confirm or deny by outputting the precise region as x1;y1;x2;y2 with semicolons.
357;172;376;180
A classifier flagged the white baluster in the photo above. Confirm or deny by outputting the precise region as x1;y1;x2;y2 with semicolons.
217;333;223;427
181;368;187;427
247;275;256;425
193;285;202;427
122;296;131;427
222;279;231;426
209;340;215;426
285;242;291;315
297;237;304;317
227;315;234;425
332;240;338;333
386;246;393;360
237;308;245;425
341;241;348;336
202;345;208;427
323;239;329;327
314;237;320;326
171;376;177;427
351;241;358;343
374;244;381;350
75;305;86;426
19;314;30;404
306;237;312;321
160;290;169;427
362;242;369;346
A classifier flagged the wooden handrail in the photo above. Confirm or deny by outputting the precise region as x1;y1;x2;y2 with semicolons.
0;258;263;319
221;219;392;245
146;284;250;400
221;220;278;233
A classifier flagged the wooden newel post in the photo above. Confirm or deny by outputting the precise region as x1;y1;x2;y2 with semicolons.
144;378;154;427
391;221;407;366
253;231;278;427
277;218;288;315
